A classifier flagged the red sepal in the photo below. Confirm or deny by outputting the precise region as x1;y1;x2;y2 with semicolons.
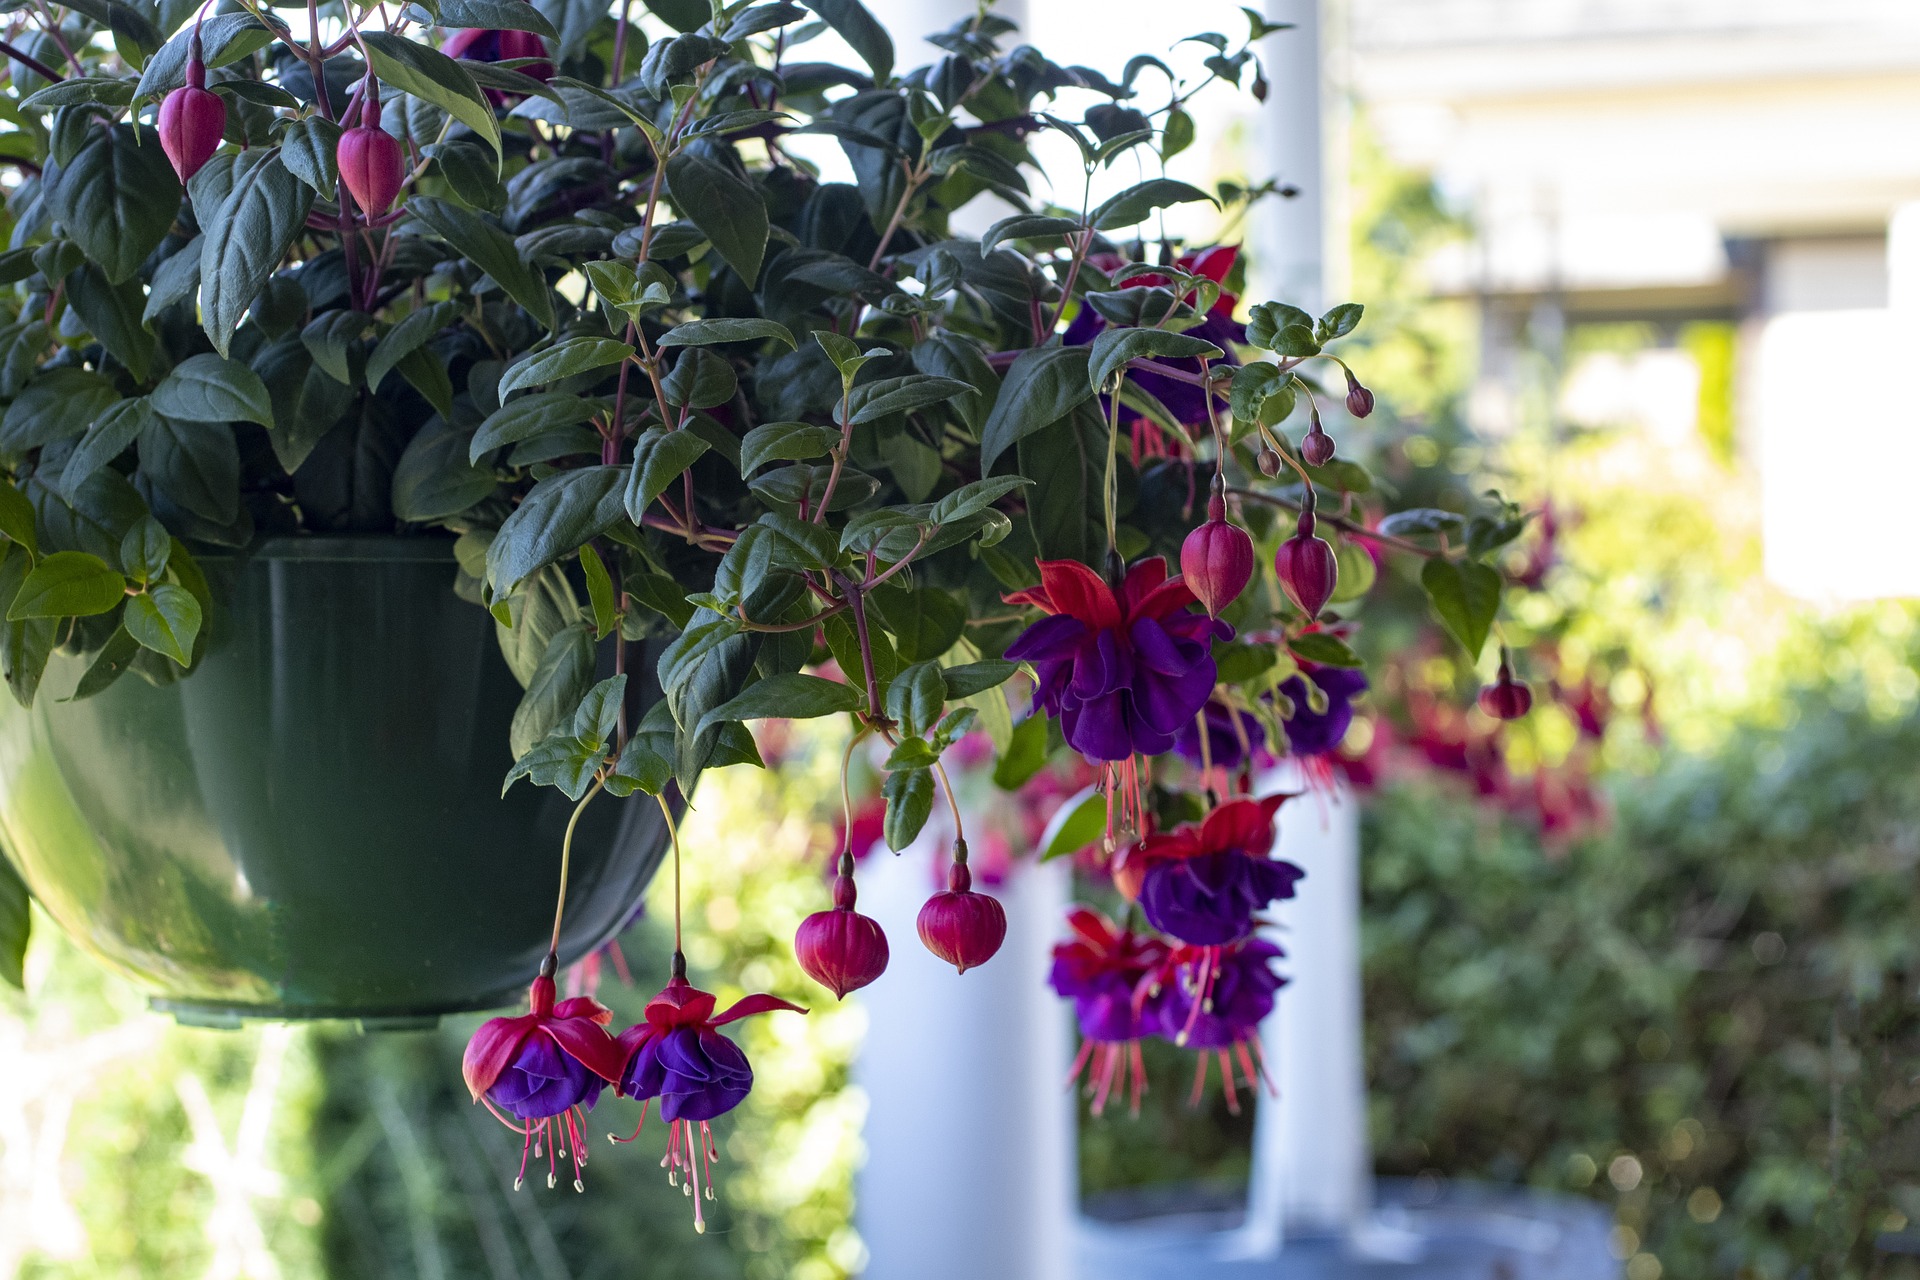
1196;794;1291;857
553;996;614;1024
461;1013;536;1100
711;993;808;1027
644;977;718;1030
543;1020;629;1084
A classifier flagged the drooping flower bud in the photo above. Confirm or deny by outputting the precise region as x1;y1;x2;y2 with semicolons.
1345;369;1375;419
916;847;1006;974
1301;421;1336;467
1180;481;1254;618
1255;446;1283;478
158;33;226;185
338;86;405;216
795;865;890;999
1478;650;1533;721
1275;495;1338;621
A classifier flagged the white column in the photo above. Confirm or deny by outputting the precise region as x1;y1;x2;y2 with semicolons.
1253;0;1327;315
1890;201;1920;313
853;840;1074;1280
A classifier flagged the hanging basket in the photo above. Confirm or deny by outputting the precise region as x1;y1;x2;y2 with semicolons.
0;537;669;1027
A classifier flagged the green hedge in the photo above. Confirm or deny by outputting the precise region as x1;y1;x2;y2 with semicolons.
1365;686;1920;1279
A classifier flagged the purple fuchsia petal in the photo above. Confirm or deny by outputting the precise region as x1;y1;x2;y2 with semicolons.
1005;612;1087;663
1139;856;1261;945
656;1027;755;1122
487;1033;607;1119
1132;659;1220;738
1277;669;1367;757
1174;700;1268;770
1062;692;1135;762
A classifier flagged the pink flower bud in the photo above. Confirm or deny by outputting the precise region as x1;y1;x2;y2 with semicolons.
158;74;226;185
795;871;890;999
339;92;404;216
1256;446;1283;478
916;857;1006;974
1275;509;1338;620
1180;489;1254;618
1345;370;1375;419
1301;424;1335;466
1478;653;1533;721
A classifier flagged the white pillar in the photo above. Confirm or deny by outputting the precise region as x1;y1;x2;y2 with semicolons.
1253;0;1327;314
853;840;1075;1280
1889;201;1920;313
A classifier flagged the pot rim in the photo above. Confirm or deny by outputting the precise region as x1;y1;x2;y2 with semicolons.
191;534;459;565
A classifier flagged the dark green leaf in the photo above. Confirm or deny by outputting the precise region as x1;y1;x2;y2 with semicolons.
280;116;343;194
659;318;796;349
800;0;892;83
1089;178;1215;231
928;475;1031;525
980;214;1081;255
431;0;559;36
1421;558;1501;662
1288;630;1363;668
151;354;274;427
0;369;118;453
144;239;203;322
136;13;274;98
623;427;712;522
46;123;180;285
992;710;1051;790
65;264;155;380
367;301;463;390
847;374;975;425
486;465;625;593
142;416;239;524
300;310;373;384
941;659;1018;699
409;196;556;330
119;515;170;582
198;151;315;356
872;586;964;663
123;582;200;665
665;149;769;284
1039;788;1106;860
0;852;27;989
1087;327;1222;393
698;672;861;737
510;622;594;756
1379;508;1467;537
580;543;617;638
1318;302;1363;340
0;483;36;555
884;660;945;737
392;418;496;520
740;421;838;474
471;391;601;463
68;624;139;700
882;765;934;851
362;30;502;163
979;344;1093;471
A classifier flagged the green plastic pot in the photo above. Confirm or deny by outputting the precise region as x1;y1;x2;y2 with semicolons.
0;537;669;1027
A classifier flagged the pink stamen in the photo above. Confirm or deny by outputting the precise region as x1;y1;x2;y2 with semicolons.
1218;1050;1240;1114
611;1099;651;1145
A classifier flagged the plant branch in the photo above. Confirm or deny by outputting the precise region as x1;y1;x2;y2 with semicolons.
548;776;606;954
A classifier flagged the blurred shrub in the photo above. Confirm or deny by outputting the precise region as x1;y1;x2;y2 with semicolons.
1365;680;1920;1279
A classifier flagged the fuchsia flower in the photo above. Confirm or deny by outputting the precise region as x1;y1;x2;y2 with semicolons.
462;971;627;1191
1151;938;1286;1112
795;867;889;998
1133;795;1304;946
614;974;804;1231
1065;245;1244;427
916;854;1006;973
1048;908;1167;1115
1004;557;1230;763
158;34;226;184
1180;486;1255;619
338;89;404;216
1479;650;1533;721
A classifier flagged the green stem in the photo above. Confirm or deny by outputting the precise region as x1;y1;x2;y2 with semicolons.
549;777;607;955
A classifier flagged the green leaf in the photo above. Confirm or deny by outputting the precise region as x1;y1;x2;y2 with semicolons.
1421;558;1502;662
665;150;769;284
66;264;155;380
740;421;839;474
0;846;27;989
151;354;274;427
928;475;1032;526
123;582;201;666
119;516;170;583
8;551;125;618
1288;630;1363;668
409;197;556;331
391;419;496;520
871;586;965;663
46;123;180;285
1087;327;1223;393
882;765;934;851
142;416;240;524
280;116;343;195
580;544;617;639
366;301;463;390
940;659;1018;699
698;672;861;737
1162;105;1195;161
510;622;594;756
301;310;373;384
847;375;975;425
623;427;711;522
499;337;633;398
1039;788;1106;861
471;391;601;463
980;214;1082;255
21;76;138;113
799;0;893;82
431;0;559;37
74;623;144;700
1089;178;1215;231
136;12;274;98
979;345;1093;472
659;318;796;350
884;661;946;737
0;482;37;555
1378;508;1467;537
144;239;203;322
362;30;502;164
487;466;626;593
571;673;626;743
1318;302;1363;341
198;151;315;356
